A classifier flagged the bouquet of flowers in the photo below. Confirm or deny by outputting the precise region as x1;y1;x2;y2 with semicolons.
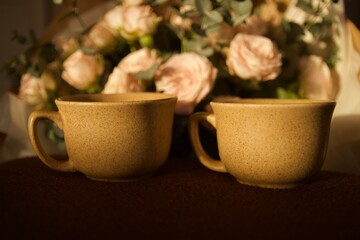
3;0;342;154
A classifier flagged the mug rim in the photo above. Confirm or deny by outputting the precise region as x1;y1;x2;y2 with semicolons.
56;93;177;104
211;98;336;106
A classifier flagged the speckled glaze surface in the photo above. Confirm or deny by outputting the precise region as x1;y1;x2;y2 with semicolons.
189;99;336;189
28;93;177;181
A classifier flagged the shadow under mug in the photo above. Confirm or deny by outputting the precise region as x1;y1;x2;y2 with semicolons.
28;93;177;181
188;99;336;189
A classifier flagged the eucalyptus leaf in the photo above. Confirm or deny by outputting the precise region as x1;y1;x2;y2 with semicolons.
40;43;58;62
191;24;207;36
276;87;299;99
11;31;27;45
230;0;253;17
204;21;223;34
202;13;223;31
29;30;39;47
219;0;232;9
47;122;64;142
151;0;170;6
204;10;223;23
28;65;41;78
135;64;159;80
18;54;28;66
81;47;97;55
53;0;63;4
80;23;95;35
58;10;76;22
195;0;212;14
184;39;214;57
232;14;249;26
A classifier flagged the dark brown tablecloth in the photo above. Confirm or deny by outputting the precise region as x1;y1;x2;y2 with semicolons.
1;156;360;239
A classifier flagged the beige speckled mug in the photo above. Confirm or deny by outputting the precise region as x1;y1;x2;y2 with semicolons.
28;93;176;181
189;99;336;189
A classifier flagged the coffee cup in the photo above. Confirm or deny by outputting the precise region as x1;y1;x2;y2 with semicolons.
28;93;177;181
188;99;336;189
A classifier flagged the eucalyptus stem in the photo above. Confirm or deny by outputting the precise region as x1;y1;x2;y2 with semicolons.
71;0;87;31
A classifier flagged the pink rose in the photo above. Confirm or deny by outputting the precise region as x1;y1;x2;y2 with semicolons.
298;55;338;100
104;5;160;41
122;0;147;6
18;72;56;110
103;48;161;93
103;5;125;37
206;23;236;49
53;37;79;60
169;4;200;31
155;53;218;115
235;15;268;35
62;50;104;90
226;33;282;81
102;67;143;94
83;20;117;54
118;48;161;73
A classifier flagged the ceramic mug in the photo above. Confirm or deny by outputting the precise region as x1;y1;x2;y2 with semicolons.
188;99;336;189
28;93;177;181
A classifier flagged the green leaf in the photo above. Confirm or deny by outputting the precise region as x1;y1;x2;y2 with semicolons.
81;47;97;55
151;0;170;6
40;43;58;62
135;64;159;80
184;39;214;57
191;24;207;36
204;22;222;34
58;10;76;22
195;0;212;14
230;0;253;17
202;12;223;32
276;87;299;99
27;65;41;78
204;10;223;23
18;54;28;66
29;29;39;47
80;23;95;35
283;22;304;44
53;0;64;4
219;0;232;9
232;14;250;26
11;31;27;45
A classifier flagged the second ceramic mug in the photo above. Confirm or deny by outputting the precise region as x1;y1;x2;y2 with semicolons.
188;99;336;189
28;93;177;181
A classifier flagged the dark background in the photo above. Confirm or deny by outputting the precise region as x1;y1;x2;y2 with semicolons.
344;0;360;28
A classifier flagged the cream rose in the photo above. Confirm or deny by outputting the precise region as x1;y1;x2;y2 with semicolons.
104;5;160;41
298;55;338;100
103;48;161;93
62;50;104;90
226;33;282;81
155;53;218;115
18;71;56;110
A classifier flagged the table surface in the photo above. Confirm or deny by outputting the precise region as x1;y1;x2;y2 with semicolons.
1;156;360;239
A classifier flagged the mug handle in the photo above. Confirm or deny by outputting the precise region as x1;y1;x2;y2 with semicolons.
28;110;75;172
188;112;227;173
